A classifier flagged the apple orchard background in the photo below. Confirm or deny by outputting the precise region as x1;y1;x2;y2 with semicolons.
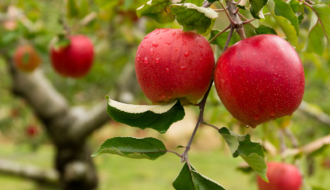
0;0;330;190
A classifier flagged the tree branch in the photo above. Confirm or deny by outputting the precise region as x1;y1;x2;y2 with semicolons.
298;101;330;126
282;134;330;158
0;158;59;186
68;63;138;141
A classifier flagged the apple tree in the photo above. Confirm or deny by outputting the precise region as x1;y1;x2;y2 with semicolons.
0;0;330;190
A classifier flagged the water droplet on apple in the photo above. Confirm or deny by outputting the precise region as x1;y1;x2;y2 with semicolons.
200;58;203;62
200;52;203;56
179;66;187;71
144;57;148;64
184;51;190;57
172;31;176;36
152;41;158;47
166;68;170;73
137;54;141;61
199;45;203;48
165;42;171;45
254;115;260;120
155;58;160;63
144;36;149;39
149;48;154;55
182;41;186;45
156;30;160;35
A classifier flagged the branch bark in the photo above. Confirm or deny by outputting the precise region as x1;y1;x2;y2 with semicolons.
298;101;330;126
282;134;330;158
0;158;59;186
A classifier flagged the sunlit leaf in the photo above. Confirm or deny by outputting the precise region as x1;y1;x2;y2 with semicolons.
106;96;185;134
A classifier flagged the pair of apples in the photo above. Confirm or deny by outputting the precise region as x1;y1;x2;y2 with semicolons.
136;29;305;127
14;35;94;78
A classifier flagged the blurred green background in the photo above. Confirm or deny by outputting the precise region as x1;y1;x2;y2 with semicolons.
0;0;330;189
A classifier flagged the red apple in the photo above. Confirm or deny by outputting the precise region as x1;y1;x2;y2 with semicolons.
14;45;41;72
257;162;302;190
50;35;94;78
135;29;214;104
214;34;305;127
26;125;38;137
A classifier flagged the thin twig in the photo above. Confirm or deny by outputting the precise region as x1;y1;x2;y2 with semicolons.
203;122;220;130
220;3;236;25
284;128;299;148
209;24;231;43
214;9;225;12
242;13;271;24
224;25;234;51
167;150;182;157
238;13;256;28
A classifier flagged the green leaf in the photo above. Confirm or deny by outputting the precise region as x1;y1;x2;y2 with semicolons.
185;0;204;6
240;153;268;182
244;24;258;37
136;0;183;23
67;0;79;18
53;34;71;50
249;0;268;19
91;137;167;159
209;30;240;49
219;127;268;182
267;0;298;46
305;22;326;55
289;0;304;24
173;163;226;190
273;0;299;35
256;24;278;35
79;0;89;18
170;3;218;35
311;4;330;43
106;96;185;134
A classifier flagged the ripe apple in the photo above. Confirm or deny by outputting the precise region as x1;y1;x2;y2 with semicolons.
26;125;38;137
50;35;94;78
214;34;305;127
135;29;214;104
13;45;41;72
257;162;302;190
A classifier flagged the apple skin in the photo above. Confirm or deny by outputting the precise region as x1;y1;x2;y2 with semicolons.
26;125;38;137
51;35;94;78
257;162;302;190
14;45;41;72
214;34;305;127
135;29;214;104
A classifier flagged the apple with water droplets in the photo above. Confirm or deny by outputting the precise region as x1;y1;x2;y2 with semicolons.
257;162;302;190
50;35;94;78
214;34;305;127
135;29;215;105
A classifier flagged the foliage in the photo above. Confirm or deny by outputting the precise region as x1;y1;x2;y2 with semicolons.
0;0;330;189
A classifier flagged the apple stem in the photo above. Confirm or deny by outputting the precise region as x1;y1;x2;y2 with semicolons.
209;24;231;43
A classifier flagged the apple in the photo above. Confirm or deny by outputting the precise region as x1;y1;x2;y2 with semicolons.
26;125;38;137
135;29;214;104
214;34;305;127
13;45;41;72
257;162;302;190
50;35;94;78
